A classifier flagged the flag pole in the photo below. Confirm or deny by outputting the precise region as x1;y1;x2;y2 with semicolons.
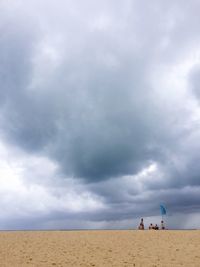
160;204;167;229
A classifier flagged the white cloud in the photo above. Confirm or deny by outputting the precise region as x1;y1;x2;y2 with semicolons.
0;139;105;227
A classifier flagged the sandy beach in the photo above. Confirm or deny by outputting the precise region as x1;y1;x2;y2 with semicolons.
0;230;200;266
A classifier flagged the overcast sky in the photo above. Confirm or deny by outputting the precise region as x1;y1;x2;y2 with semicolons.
0;0;200;230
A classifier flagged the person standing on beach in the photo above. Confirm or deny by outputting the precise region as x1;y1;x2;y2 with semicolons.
161;220;165;229
138;218;144;230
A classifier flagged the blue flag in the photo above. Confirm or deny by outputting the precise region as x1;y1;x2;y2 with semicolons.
160;205;166;215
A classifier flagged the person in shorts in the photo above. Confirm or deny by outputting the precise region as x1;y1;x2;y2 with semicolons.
161;220;165;229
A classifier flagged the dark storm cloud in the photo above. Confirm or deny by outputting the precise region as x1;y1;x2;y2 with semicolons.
1;0;200;229
0;0;173;181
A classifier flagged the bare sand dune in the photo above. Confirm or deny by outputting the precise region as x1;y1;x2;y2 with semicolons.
0;230;200;266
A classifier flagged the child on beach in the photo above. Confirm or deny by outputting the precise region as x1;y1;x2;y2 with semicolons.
154;224;159;230
149;223;154;229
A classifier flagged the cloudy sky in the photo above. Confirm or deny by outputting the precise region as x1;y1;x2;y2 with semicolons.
0;0;200;230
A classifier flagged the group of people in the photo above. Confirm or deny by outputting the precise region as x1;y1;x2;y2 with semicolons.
138;218;165;230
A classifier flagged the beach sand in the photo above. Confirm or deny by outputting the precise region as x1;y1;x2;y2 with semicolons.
0;230;200;266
